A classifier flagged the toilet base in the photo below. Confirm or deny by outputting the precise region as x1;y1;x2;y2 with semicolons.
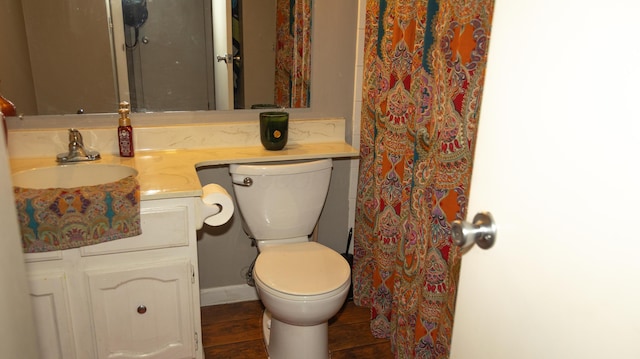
262;309;330;359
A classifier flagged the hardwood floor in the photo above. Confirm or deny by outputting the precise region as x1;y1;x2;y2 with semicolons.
201;300;394;358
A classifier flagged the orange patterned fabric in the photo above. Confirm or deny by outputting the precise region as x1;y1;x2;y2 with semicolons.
274;0;312;108
353;1;494;357
14;175;141;253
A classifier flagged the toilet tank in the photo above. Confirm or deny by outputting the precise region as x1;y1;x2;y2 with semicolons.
229;159;332;240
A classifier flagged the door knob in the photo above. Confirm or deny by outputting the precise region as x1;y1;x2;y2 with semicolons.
451;212;497;250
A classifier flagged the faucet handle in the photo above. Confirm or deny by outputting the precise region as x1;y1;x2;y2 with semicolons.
68;128;84;145
57;128;100;162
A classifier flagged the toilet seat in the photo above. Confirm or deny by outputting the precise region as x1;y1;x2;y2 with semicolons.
254;242;351;297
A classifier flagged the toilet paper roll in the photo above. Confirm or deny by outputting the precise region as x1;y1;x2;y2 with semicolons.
200;183;234;227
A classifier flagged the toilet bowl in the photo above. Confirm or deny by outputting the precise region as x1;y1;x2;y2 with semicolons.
255;242;350;358
229;159;351;359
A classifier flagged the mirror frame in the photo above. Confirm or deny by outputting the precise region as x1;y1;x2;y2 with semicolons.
3;0;359;134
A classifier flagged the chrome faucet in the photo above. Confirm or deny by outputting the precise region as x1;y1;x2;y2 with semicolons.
56;128;101;163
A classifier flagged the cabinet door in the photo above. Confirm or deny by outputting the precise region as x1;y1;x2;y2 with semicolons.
29;273;77;359
86;260;196;359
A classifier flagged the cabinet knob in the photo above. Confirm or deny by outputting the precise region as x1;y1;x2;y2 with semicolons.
137;305;147;314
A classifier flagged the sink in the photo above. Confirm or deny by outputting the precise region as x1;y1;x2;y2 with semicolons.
12;164;138;189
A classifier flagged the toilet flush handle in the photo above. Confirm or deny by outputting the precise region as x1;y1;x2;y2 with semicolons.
232;177;253;187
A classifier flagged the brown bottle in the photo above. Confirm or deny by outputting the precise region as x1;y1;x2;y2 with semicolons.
0;93;16;145
117;101;134;157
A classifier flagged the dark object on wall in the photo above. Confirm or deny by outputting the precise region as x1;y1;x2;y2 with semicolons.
1;92;17;143
123;0;148;28
123;0;148;48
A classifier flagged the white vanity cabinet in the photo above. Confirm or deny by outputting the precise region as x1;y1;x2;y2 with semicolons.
24;197;204;359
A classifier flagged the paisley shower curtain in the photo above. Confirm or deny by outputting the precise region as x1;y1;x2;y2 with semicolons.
353;1;495;357
274;0;312;108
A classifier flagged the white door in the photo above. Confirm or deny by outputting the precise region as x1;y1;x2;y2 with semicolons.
212;0;234;110
450;1;640;358
0;124;40;359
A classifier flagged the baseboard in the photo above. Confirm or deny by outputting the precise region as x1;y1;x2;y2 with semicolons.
200;284;259;307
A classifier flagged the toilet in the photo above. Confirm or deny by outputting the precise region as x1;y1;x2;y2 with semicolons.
229;159;351;359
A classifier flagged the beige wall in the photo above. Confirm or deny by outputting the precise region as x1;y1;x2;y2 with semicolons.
241;0;277;107
2;0;116;115
0;0;37;114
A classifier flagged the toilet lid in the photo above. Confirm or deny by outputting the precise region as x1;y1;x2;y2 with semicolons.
254;242;351;296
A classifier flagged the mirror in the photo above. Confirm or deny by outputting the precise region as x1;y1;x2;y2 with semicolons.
0;0;312;116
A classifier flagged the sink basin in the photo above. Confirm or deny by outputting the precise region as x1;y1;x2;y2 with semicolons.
12;164;138;189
